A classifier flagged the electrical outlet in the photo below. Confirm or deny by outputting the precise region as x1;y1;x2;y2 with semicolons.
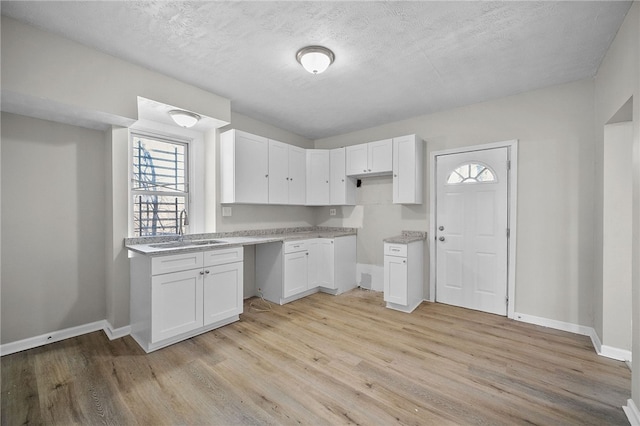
329;208;336;216
222;206;232;217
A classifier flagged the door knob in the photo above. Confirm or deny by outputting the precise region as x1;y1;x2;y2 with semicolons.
438;226;444;231
438;236;445;242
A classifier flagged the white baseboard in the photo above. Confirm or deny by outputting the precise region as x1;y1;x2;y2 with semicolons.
356;263;384;292
513;312;594;336
624;399;640;426
600;344;632;362
1;320;131;356
514;312;632;362
104;322;131;340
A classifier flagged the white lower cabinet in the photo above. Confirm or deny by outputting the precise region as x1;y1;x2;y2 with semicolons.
130;247;243;352
257;236;356;305
383;241;423;313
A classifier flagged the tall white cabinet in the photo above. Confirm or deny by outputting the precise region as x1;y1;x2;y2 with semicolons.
306;150;331;205
393;135;423;204
220;130;269;204
330;148;356;205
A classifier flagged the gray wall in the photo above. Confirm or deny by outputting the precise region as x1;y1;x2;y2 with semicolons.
1;113;107;343
315;79;597;328
593;1;640;409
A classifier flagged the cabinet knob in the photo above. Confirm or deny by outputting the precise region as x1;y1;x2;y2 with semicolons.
265;174;269;178
363;169;367;172
286;177;289;181
394;174;398;177
205;270;210;274
368;169;371;172
341;179;344;182
403;260;406;264
326;181;329;183
199;271;205;275
439;236;445;242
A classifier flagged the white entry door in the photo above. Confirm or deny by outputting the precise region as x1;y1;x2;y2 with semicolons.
435;147;509;315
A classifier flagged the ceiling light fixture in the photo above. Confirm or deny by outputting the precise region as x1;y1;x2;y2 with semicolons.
296;46;335;74
168;109;201;128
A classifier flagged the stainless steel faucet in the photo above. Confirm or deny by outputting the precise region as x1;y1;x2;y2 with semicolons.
178;209;189;239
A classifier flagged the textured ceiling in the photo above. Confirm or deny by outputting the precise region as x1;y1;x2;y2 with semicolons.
0;1;632;139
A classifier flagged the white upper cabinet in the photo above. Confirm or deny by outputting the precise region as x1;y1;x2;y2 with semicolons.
306;150;330;206
392;135;423;204
345;139;392;177
330;148;356;206
220;129;269;204
268;140;306;205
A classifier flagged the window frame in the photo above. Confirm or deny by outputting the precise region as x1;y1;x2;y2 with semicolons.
129;130;192;237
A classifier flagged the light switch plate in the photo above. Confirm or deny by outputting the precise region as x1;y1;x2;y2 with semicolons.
222;206;232;217
329;208;336;216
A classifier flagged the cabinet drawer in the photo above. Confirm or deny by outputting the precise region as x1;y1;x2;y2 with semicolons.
152;252;204;275
203;247;243;267
284;240;308;254
384;243;407;257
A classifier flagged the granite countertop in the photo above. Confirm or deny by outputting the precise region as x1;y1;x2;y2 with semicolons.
384;230;428;244
125;226;357;256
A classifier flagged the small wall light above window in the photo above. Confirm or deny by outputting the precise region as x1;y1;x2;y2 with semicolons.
296;46;335;74
168;110;201;128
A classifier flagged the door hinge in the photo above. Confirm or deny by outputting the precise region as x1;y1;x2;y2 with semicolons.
506;228;510;238
506;297;509;306
507;160;511;171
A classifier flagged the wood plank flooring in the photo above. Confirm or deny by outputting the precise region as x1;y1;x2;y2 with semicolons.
1;289;631;425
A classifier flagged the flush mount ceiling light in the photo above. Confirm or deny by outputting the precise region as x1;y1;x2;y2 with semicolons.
296;46;335;74
168;109;201;128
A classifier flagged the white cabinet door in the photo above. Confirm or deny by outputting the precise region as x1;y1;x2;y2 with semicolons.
330;148;355;205
393;135;423;204
306;150;330;205
317;239;335;289
268;140;289;204
284;251;309;298
368;139;393;174
345;144;368;176
151;269;203;343
220;130;269;204
383;255;407;305
288;145;307;205
203;262;243;325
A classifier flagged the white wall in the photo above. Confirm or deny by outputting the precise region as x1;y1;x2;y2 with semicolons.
1;113;107;343
316;79;597;328
594;2;640;414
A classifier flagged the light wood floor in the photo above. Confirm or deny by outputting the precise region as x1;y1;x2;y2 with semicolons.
2;290;631;425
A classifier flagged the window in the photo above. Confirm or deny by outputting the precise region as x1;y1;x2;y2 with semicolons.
131;133;189;237
447;162;496;184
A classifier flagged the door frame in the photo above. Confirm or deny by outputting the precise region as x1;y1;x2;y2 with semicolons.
429;140;518;318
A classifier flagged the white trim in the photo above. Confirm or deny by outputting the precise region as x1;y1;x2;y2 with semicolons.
429;140;518;319
600;345;633;362
104;322;132;341
590;327;603;354
624;399;640;426
514;312;594;336
0;320;131;356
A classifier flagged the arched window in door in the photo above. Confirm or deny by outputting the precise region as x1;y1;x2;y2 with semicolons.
447;162;497;184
